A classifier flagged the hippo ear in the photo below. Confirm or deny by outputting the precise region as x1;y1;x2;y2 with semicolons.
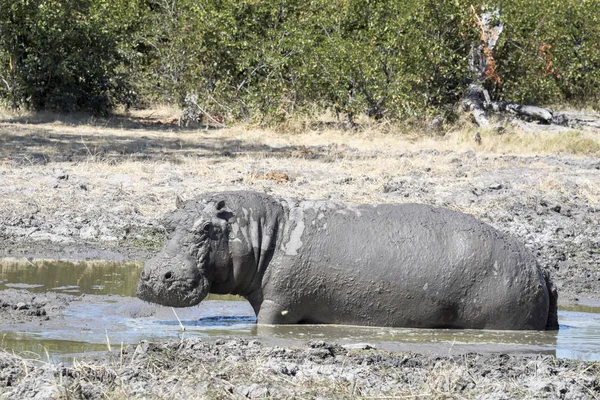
214;199;234;221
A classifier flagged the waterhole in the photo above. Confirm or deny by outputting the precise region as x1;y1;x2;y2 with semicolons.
1;259;599;362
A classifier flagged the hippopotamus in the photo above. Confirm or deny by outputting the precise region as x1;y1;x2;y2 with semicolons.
137;191;558;330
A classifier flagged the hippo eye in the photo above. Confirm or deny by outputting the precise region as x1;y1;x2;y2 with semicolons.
202;222;211;233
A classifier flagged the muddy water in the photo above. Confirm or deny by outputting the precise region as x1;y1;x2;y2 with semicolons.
1;260;600;362
0;259;142;296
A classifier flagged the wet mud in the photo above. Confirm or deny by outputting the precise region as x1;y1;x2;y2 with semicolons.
1;338;599;399
1;121;600;398
1;149;598;304
0;289;70;323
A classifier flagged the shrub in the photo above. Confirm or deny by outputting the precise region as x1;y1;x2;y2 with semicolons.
1;0;598;118
0;0;144;112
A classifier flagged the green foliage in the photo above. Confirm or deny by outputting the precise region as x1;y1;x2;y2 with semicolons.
137;0;312;122
1;0;599;118
0;0;145;112
137;0;481;123
496;0;600;105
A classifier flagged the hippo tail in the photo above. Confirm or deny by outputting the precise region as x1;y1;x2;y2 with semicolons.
543;269;559;330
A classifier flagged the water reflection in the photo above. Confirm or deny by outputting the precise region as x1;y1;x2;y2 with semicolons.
1;259;600;362
0;259;142;296
0;333;108;362
159;315;257;327
254;323;559;347
556;310;600;361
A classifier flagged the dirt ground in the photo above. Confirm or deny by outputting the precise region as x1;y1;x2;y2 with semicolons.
1;110;599;398
1;338;599;399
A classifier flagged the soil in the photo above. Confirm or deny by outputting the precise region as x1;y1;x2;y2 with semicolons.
1;114;599;398
0;288;71;323
1;338;599;399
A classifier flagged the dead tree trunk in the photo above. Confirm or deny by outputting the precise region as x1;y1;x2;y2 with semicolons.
462;6;503;128
462;6;600;131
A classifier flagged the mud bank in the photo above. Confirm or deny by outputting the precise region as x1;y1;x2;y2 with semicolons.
1;118;600;398
1;131;599;303
0;288;70;323
1;338;599;399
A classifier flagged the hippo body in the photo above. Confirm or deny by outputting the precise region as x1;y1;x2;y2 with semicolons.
137;191;558;330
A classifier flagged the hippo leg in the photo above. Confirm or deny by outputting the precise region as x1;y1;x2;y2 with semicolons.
257;299;303;324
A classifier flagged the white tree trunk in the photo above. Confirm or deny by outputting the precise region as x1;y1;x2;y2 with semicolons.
462;6;600;131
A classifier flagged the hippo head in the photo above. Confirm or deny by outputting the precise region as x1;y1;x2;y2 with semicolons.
136;198;235;307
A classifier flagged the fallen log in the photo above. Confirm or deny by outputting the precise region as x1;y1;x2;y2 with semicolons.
501;103;553;124
464;84;600;131
553;112;600;130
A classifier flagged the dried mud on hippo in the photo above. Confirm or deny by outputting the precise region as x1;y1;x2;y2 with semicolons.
138;191;558;330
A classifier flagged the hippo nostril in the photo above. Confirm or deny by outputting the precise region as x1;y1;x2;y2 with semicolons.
191;278;200;289
164;272;173;281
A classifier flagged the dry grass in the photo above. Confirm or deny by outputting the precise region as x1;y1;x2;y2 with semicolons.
1;110;599;398
1;107;599;225
4;342;598;400
2;107;600;157
456;127;600;156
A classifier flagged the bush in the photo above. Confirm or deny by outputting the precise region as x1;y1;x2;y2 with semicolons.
138;0;481;123
495;0;600;105
0;0;144;112
1;0;599;118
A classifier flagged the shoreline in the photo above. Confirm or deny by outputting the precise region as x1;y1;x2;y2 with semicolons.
1;115;599;398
